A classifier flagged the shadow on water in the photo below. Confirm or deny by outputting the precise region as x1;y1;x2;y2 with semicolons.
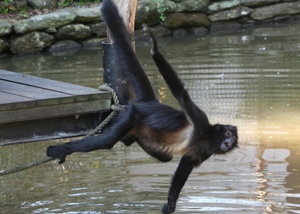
1;24;300;213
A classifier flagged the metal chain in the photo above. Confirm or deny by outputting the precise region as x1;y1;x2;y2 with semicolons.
0;85;124;176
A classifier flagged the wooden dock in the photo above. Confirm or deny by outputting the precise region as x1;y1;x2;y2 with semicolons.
0;70;112;145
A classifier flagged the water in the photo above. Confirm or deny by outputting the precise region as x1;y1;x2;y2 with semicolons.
1;24;300;213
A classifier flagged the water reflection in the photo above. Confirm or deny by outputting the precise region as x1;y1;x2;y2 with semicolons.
1;24;300;213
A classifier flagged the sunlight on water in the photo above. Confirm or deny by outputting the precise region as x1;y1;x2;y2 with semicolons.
1;24;300;213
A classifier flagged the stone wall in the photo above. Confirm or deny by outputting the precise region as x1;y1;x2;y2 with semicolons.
1;0;300;55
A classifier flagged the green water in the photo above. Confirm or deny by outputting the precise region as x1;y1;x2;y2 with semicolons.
1;24;300;213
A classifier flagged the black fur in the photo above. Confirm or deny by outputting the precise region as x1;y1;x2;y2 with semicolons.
47;0;238;213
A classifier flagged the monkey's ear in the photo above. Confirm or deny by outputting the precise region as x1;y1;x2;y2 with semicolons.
210;124;223;136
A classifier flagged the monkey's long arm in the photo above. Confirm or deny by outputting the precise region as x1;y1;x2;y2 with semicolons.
47;105;136;164
145;27;210;132
161;156;194;213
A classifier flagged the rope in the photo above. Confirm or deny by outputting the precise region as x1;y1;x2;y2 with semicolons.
87;85;126;136
0;85;124;176
0;157;54;176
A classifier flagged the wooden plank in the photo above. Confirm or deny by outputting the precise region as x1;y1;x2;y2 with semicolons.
0;99;111;123
0;91;36;111
0;70;111;102
0;69;112;126
0;80;74;107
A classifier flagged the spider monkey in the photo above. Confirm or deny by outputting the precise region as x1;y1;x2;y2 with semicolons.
47;0;238;213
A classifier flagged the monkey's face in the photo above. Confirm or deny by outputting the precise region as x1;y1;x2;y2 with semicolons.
211;124;238;154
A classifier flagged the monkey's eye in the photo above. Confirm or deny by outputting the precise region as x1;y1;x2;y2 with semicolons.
225;130;232;137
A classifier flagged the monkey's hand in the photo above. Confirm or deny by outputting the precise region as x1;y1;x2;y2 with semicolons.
142;24;158;55
161;202;176;214
47;145;72;164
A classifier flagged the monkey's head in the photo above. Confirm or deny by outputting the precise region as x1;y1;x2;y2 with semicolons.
210;124;238;154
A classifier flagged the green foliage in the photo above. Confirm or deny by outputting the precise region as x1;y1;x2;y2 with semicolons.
0;7;8;15
154;0;166;21
0;0;14;14
4;0;13;3
19;10;29;19
58;0;72;7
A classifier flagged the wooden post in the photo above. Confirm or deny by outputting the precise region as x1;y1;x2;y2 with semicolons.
107;0;137;43
102;0;138;104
